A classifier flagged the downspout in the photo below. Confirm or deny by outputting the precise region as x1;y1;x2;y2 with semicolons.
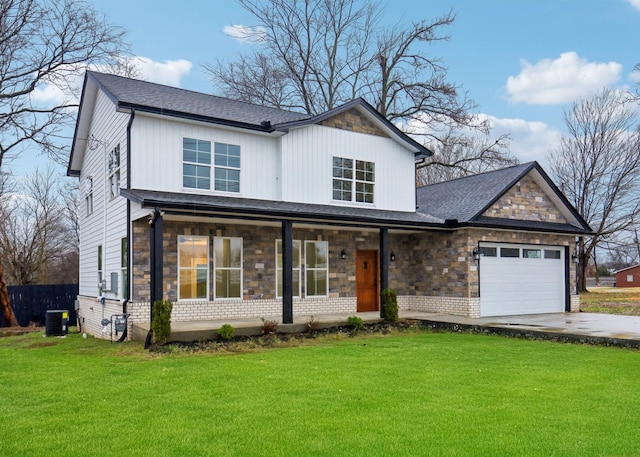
125;109;135;311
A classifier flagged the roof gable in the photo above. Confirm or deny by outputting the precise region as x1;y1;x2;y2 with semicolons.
416;162;592;234
318;107;387;137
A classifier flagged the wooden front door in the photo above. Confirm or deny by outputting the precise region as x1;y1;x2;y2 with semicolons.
356;250;379;312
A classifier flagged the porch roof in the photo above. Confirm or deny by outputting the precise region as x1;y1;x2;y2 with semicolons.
120;188;445;229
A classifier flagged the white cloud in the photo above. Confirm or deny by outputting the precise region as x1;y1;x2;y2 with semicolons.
630;69;640;84
627;0;640;11
483;114;562;167
223;24;267;43
130;57;193;86
506;52;622;105
30;83;69;105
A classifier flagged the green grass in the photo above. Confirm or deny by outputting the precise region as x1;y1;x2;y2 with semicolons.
1;330;639;456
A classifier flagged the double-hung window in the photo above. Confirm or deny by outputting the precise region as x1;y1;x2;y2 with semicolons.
214;237;242;299
178;235;209;300
108;145;121;198
332;157;374;203
276;240;301;298
183;138;211;189
214;142;241;192
305;241;328;297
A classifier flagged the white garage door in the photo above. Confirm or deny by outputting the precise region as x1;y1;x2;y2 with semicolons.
479;243;566;317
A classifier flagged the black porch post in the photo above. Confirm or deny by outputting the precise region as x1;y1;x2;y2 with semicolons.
149;207;164;322
282;220;293;324
379;227;389;318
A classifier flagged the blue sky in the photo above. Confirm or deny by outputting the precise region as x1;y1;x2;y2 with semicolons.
13;0;640;176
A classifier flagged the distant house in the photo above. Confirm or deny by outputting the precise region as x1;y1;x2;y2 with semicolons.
67;71;592;339
614;265;640;288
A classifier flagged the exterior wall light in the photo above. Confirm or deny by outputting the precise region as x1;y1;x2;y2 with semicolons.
571;251;579;264
472;247;480;263
340;249;347;260
390;252;396;262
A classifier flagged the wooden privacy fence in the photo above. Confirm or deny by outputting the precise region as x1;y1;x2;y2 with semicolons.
1;284;78;327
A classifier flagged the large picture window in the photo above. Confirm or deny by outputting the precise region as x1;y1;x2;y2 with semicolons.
183;138;211;189
178;235;209;300
276;240;301;298
332;157;374;203
305;241;328;297
214;142;241;192
214;237;243;299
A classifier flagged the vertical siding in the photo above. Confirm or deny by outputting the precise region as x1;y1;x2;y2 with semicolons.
130;115;280;199
280;125;416;211
78;90;129;299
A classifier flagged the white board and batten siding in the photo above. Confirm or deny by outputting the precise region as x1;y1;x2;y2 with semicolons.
479;242;566;317
130;115;281;200
77;90;129;299
280;125;416;212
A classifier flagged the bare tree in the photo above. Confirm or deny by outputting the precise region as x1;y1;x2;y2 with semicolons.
0;0;132;169
0;167;75;285
0;170;19;326
549;87;640;292
205;1;494;142
416;129;517;185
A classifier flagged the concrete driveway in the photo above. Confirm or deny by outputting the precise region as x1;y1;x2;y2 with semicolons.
411;311;640;348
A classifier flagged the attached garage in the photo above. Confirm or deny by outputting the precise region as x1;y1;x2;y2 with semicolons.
478;243;568;317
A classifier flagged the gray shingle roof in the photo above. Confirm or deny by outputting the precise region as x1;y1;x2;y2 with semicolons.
88;71;309;126
416;162;534;222
120;188;444;228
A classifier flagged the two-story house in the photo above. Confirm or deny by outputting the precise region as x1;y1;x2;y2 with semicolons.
67;71;591;339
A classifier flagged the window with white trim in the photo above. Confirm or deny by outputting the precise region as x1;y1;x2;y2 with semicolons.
85;177;93;216
97;245;103;294
332;157;374;203
214;142;241;192
305;241;328;297
214;237;242;299
276;240;301;298
178;235;209;300
108;145;121;198
183;138;211;189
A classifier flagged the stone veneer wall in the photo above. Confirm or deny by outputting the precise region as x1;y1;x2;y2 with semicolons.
132;220;382;304
319;108;387;137
485;175;568;223
124;219;580;331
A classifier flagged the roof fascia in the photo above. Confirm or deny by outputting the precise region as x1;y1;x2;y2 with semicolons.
67;73;97;176
120;189;444;231
116;103;275;134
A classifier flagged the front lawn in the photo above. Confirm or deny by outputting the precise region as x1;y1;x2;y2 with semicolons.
1;329;639;456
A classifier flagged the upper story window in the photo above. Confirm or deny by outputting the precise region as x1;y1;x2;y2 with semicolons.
183;138;241;193
85;177;93;216
332;157;374;203
108;145;121;198
183;138;211;189
214;142;241;192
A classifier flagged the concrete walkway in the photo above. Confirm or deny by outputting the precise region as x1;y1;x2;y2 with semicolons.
132;311;640;349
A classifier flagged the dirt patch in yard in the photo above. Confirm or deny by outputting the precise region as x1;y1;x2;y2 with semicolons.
0;325;44;338
581;287;640;316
